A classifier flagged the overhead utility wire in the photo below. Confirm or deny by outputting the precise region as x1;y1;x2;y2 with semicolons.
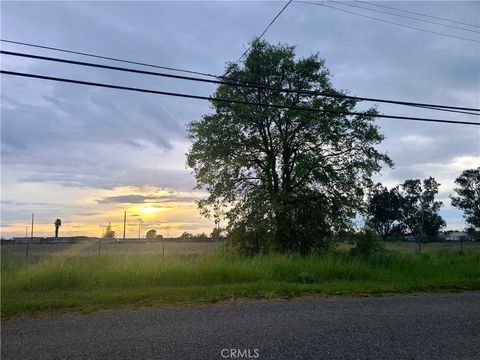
1;70;478;126
3;50;479;114
0;39;219;79
235;0;293;64
356;0;480;28
294;1;480;43
328;0;479;33
408;105;479;117
2;40;478;115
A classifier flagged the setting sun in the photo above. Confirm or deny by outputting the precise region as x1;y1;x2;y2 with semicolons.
140;206;162;214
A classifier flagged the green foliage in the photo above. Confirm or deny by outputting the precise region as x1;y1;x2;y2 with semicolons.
187;40;391;254
102;223;116;239
399;177;446;236
366;184;403;238
466;227;479;241
451;167;480;228
367;178;446;238
145;229;156;239
211;227;224;240
195;233;209;239
350;228;385;256
226;225;271;256
294;271;316;284
2;251;479;317
178;232;194;240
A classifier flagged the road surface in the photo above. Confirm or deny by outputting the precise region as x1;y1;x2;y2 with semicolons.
2;292;479;359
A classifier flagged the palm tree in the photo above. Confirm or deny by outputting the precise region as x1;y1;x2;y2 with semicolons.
54;219;62;238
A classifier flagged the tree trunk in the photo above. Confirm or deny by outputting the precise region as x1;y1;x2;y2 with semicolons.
55;226;59;238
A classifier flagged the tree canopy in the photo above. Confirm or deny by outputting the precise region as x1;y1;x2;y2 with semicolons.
102;223;116;239
451;168;480;228
187;40;391;254
145;229;157;239
365;178;446;238
398;177;445;236
366;184;402;238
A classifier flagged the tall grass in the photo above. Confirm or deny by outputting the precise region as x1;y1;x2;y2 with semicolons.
2;251;479;317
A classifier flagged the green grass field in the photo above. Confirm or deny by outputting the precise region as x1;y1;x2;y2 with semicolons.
341;240;480;255
2;241;480;318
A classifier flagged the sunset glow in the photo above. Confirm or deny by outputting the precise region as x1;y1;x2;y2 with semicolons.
1;2;478;241
139;206;162;214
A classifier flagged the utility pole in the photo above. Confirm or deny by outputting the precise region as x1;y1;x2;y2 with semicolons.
163;226;169;258
26;213;34;257
138;220;141;239
123;210;126;243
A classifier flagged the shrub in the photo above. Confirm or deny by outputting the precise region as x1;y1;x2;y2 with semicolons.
351;228;385;257
226;225;272;256
294;272;316;284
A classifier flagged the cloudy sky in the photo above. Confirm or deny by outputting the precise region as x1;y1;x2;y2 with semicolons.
1;1;479;238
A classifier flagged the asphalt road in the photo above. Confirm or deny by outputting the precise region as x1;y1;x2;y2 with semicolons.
2;292;479;360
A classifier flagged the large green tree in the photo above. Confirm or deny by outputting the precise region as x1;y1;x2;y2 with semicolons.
187;40;391;254
398;177;446;237
366;184;403;239
451;168;480;228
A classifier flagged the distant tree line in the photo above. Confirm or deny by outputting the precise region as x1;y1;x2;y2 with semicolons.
366;177;446;239
367;169;480;239
99;225;225;242
143;229;225;241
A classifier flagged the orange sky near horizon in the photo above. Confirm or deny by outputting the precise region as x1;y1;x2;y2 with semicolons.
1;186;217;239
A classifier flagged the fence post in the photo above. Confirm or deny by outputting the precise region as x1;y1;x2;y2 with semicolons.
26;213;34;257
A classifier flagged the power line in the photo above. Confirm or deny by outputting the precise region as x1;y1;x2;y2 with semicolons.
356;0;480;29
408;105;479;117
3;40;479;114
0;39;220;79
235;0;293;64
294;1;480;43
329;0;479;34
3;50;479;114
1;70;479;126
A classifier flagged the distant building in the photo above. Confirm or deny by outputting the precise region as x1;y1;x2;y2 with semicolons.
444;231;470;241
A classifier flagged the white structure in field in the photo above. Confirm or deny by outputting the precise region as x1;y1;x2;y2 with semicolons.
444;232;469;241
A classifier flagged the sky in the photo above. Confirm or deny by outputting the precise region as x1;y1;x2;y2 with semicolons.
1;1;479;238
